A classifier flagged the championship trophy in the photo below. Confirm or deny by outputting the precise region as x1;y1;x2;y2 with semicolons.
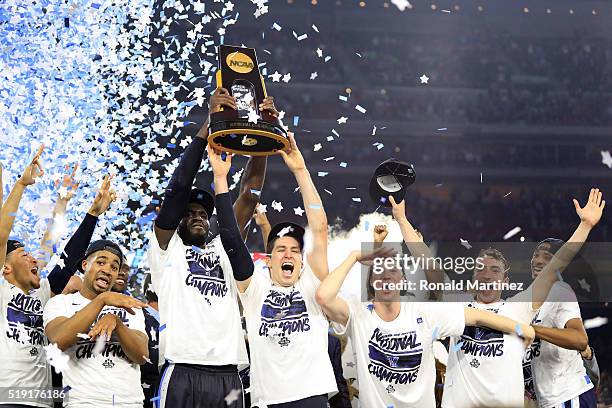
208;45;289;156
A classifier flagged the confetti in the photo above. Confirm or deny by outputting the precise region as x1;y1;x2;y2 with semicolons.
452;341;464;353
420;74;429;84
272;22;282;31
308;204;322;209
312;24;319;33
317;172;329;177
313;143;322;152
271;200;284;212
338;95;348;102
352;197;361;202
503;226;522;240
293;116;299;126
584;317;608;329
601;150;612;169
339;162;347;168
293;207;305;216
337;116;348;124
459;238;472;250
355;105;367;114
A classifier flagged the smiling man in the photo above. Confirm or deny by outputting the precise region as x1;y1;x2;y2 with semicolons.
237;134;337;407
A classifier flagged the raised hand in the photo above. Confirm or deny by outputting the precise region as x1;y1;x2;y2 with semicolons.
88;313;118;341
88;175;117;217
18;145;44;186
259;96;279;118
253;205;270;227
373;224;389;243
207;144;232;178
388;195;407;221
573;188;605;228
209;87;237;114
99;292;147;315
356;246;397;266
278;133;306;173
56;164;80;201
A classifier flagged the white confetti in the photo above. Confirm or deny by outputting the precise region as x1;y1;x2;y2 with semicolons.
503;226;522;240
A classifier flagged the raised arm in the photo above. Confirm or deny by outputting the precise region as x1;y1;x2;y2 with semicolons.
0;145;44;267
45;291;147;351
154;89;236;250
233;96;278;240
464;307;535;348
531;188;605;310
316;247;395;326
46;175;116;296
39;164;79;268
279;134;328;280
389;196;445;286
253;205;272;247
207;145;254;292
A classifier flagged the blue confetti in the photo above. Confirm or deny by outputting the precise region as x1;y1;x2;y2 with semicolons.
293;116;299;126
452;341;464;352
432;326;440;339
159;324;166;332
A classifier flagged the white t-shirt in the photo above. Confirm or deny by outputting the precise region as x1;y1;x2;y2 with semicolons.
442;290;537;408
42;292;145;407
334;298;465;408
239;265;337;406
525;282;593;408
146;230;248;365
0;279;52;407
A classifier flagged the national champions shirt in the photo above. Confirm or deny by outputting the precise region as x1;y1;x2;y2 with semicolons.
146;230;248;366
442;289;537;408
523;281;593;408
0;279;52;407
334;298;465;407
239;265;337;406
42;292;145;407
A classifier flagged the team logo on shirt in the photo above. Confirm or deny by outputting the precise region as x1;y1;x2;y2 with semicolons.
459;304;505;358
5;292;46;346
75;308;130;361
259;288;311;345
368;328;423;385
184;247;228;299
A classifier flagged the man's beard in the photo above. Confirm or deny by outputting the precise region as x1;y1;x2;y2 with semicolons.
178;221;208;247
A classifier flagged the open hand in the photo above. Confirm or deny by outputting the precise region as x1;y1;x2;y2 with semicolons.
574;188;605;228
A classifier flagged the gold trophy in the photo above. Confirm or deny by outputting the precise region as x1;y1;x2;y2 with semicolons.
208;45;289;156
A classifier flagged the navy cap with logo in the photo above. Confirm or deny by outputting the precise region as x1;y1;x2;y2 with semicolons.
267;222;305;253
188;188;215;219
6;240;24;256
369;158;416;207
78;240;124;272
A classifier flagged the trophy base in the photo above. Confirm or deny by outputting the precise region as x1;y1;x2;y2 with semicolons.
208;111;289;156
